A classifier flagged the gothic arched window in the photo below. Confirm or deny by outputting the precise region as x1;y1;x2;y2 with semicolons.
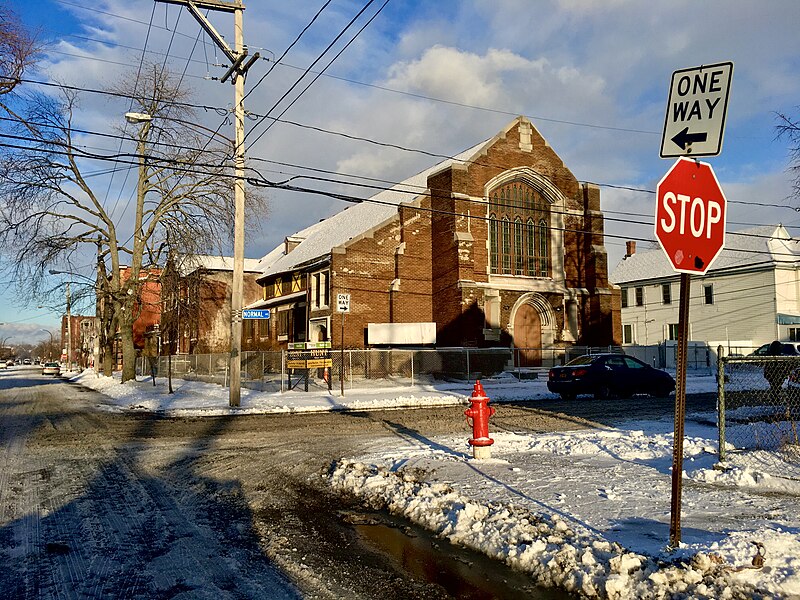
488;181;550;277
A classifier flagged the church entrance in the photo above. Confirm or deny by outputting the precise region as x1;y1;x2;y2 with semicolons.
513;303;542;367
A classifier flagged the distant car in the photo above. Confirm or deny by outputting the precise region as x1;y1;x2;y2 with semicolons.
23;358;31;365
5;360;13;368
547;353;676;401
750;342;800;356
41;362;61;376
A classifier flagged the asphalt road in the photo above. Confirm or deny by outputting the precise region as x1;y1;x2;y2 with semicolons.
0;366;714;599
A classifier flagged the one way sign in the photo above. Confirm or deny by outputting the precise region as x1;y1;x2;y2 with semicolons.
660;61;733;159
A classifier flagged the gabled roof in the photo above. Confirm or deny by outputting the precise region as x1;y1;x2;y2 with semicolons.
178;254;261;277
610;225;800;285
255;117;535;280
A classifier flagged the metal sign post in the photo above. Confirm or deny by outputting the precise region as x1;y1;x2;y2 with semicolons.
669;272;691;547
337;293;351;397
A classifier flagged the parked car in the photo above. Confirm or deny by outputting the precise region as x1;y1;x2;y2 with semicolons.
547;353;676;401
41;362;61;376
750;342;800;356
5;360;14;368
23;358;31;365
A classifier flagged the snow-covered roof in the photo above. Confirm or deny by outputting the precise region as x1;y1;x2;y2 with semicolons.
178;254;261;277
254;123;514;279
610;224;800;285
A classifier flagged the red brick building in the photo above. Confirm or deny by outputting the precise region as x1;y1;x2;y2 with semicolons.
249;117;621;364
161;256;263;354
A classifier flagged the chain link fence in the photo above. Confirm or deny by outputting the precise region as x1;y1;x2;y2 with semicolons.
139;348;520;393
719;355;800;463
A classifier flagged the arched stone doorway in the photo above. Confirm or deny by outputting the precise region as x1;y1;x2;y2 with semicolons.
509;293;556;367
513;304;541;366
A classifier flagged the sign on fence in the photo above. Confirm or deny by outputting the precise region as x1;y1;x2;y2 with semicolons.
286;341;332;369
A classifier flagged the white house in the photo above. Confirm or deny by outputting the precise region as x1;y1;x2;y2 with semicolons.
610;225;800;356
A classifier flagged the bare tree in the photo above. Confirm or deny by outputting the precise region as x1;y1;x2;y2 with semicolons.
777;110;800;202
0;63;266;382
0;5;37;98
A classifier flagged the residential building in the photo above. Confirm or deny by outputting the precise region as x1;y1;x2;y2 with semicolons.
160;255;262;354
610;225;800;354
247;117;620;365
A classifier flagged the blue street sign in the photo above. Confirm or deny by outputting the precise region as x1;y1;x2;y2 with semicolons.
242;309;271;319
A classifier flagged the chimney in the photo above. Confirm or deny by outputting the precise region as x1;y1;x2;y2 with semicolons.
625;240;636;258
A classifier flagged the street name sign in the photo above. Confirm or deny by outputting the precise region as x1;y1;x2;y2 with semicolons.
655;157;727;274
660;61;733;158
242;309;270;319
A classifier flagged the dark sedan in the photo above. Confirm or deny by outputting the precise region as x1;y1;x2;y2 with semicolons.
547;353;676;400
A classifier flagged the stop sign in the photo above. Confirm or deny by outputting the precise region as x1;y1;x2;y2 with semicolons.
654;157;727;274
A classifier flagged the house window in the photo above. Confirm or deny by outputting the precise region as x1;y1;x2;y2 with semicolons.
704;284;714;305
668;323;679;340
662;283;671;305
635;287;644;307
488;181;550;277
311;271;329;310
623;324;633;344
790;328;800;342
621;288;628;309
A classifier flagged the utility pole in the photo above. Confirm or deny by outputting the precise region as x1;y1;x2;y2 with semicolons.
154;0;258;407
66;282;72;370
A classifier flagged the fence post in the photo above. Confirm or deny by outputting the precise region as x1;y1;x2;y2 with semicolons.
411;350;414;386
717;345;726;462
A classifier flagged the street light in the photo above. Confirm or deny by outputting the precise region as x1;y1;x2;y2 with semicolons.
125;112;153;124
40;329;55;361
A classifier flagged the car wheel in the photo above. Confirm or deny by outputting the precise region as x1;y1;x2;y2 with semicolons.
560;392;576;401
594;384;612;400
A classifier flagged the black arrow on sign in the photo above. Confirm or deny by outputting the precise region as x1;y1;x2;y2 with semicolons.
672;127;708;150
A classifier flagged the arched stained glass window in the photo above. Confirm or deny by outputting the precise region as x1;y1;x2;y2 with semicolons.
487;181;550;277
538;219;549;276
514;217;524;275
526;217;536;276
501;216;511;274
489;214;498;269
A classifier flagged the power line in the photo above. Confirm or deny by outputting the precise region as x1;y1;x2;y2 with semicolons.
241;0;333;104
2;124;797;246
15;78;790;211
243;0;380;145
247;0;392;149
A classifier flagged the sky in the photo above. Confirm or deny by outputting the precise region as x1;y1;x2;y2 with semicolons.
1;0;799;345
39;366;800;598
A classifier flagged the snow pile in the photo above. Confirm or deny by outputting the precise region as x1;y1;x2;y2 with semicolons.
330;422;800;598
330;460;751;599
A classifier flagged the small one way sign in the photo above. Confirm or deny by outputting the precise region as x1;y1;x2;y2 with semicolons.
660;61;733;159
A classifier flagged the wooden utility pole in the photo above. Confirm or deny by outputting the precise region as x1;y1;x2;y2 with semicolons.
154;0;259;407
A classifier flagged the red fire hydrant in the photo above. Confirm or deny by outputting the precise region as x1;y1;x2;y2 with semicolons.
465;380;495;459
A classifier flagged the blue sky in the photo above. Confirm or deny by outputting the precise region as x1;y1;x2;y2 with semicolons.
1;0;799;344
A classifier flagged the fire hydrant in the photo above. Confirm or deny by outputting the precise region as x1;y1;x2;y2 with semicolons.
465;380;495;459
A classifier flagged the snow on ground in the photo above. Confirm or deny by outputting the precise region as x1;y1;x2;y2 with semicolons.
70;368;719;415
69;368;800;598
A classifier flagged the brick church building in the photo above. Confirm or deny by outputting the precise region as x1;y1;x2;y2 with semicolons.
247;117;621;365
